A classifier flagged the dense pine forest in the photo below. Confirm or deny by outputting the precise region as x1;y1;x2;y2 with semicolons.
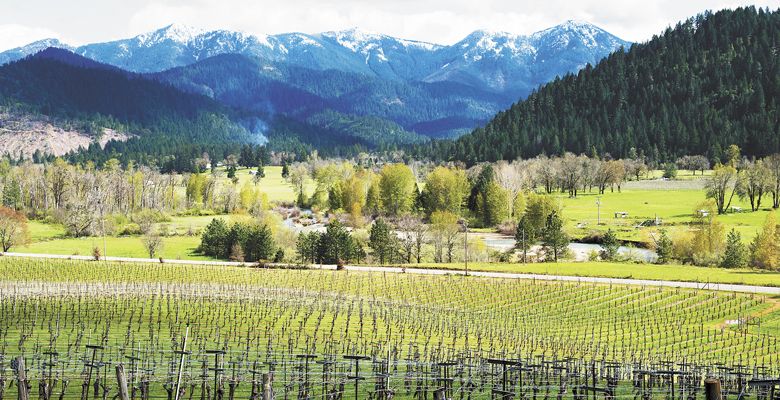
0;50;436;167
415;7;780;164
0;48;256;169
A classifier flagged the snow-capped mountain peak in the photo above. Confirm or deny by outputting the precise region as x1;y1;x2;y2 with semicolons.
321;28;385;53
466;29;516;39
531;20;627;49
135;23;206;46
27;38;70;49
457;30;534;59
560;19;598;29
0;38;73;65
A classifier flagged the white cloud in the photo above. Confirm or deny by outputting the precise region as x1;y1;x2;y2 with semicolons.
0;24;63;50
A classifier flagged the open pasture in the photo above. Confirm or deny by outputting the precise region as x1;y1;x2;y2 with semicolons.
18;235;208;260
223;166;315;203
0;258;778;399
557;187;772;242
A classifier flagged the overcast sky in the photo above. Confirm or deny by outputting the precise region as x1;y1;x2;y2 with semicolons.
0;0;777;51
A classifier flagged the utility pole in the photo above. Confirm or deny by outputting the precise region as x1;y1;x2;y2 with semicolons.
463;220;468;276
521;228;526;264
174;325;190;400
596;196;602;225
97;195;107;261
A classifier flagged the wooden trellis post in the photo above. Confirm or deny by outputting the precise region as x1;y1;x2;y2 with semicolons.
116;364;130;400
84;345;105;400
295;354;316;399
261;373;273;400
436;361;457;400
41;351;58;400
205;350;225;400
14;356;29;400
487;358;520;400
705;378;722;400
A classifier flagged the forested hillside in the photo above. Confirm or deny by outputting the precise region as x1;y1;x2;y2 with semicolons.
0;50;429;165
154;53;508;139
417;7;780;164
0;48;253;169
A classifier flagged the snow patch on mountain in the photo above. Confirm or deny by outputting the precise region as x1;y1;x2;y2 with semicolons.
397;38;441;51
136;24;206;47
0;38;73;65
323;28;383;53
457;30;537;60
284;33;322;48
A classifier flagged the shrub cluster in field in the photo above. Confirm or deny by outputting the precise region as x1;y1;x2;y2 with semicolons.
199;218;281;263
661;206;780;269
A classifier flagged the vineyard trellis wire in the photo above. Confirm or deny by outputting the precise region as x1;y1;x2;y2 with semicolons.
2;350;779;400
0;257;778;399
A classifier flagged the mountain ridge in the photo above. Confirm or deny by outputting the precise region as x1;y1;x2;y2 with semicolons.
0;22;630;94
0;21;632;156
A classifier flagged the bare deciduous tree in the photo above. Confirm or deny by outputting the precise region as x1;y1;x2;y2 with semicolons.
142;231;165;259
706;164;740;214
738;160;772;211
395;215;427;264
764;154;780;209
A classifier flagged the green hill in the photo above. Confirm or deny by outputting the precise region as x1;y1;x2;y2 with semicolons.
417;7;780;164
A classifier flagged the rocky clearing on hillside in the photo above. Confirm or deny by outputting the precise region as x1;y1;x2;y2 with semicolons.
0;111;131;158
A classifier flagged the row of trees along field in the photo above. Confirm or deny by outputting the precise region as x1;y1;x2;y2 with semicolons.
0;144;778;268
0;144;277;226
704;148;780;212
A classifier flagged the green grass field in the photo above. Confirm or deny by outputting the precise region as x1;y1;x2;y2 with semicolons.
400;261;780;287
558;188;772;241
20;235;212;260
222;165;315;202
